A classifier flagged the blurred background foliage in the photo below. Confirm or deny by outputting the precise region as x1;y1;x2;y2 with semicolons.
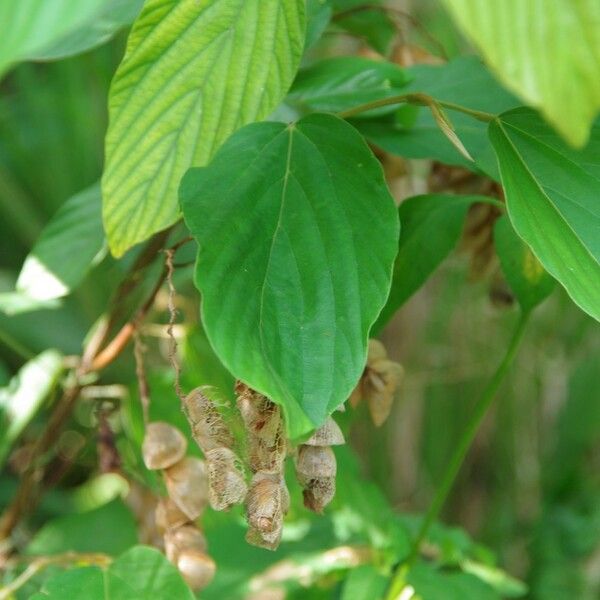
0;1;598;599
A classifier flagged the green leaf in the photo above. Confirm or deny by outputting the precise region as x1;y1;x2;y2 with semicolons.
28;0;144;61
288;56;409;115
0;293;60;316
306;0;332;48
30;546;195;600
26;500;137;556
461;560;528;598
102;0;306;257
374;194;498;331
441;0;600;146
180;114;398;439
0;349;63;467
0;0;108;76
355;56;519;179
341;565;388;600
17;184;106;301
489;108;600;322
493;216;555;313
332;0;395;55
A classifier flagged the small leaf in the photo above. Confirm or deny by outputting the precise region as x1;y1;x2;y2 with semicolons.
355;56;519;179
442;0;600;146
26;500;138;557
180;114;398;439
102;0;306;257
0;0;108;77
27;0;144;61
461;559;528;598
306;0;332;48
493;216;555;313
30;546;195;600
17;184;106;301
288;56;409;115
0;349;63;467
375;194;498;331
489;108;600;322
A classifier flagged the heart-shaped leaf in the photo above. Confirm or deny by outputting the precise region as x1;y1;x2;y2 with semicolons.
489;108;600;322
102;0;305;257
180;114;398;439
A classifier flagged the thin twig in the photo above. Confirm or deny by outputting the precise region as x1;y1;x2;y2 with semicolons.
164;248;184;403
133;332;150;424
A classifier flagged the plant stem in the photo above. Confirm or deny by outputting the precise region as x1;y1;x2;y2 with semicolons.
338;92;495;123
385;311;530;600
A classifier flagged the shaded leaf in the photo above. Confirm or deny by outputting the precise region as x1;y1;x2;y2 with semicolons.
355;56;519;178
375;194;498;331
26;500;138;557
0;293;60;316
442;0;600;146
341;565;388;600
28;0;144;61
17;184;106;301
30;546;195;600
306;0;332;48
288;56;409;116
180;114;398;439
102;0;306;257
489;108;600;322
0;349;63;466
494;216;555;313
0;0;107;77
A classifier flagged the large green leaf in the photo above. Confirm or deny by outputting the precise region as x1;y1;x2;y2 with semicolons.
17;184;106;301
442;0;600;146
26;500;137;556
0;0;107;76
0;349;63;466
102;0;305;257
306;0;332;48
489;108;600;322
180;114;398;439
28;0;144;61
374;194;497;331
355;56;519;179
287;56;409;116
494;216;555;313
30;546;195;600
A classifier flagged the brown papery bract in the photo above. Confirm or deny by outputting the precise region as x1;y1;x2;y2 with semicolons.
206;447;248;511
183;386;234;451
142;422;187;470
164;457;209;520
177;548;216;590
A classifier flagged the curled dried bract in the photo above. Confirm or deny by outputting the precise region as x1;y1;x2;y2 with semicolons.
304;417;345;447
183;387;234;451
142;422;187;470
155;497;189;532
206;447;247;511
246;472;286;534
295;445;336;483
236;382;282;441
303;476;336;513
164;524;207;562
164;457;209;520
177;548;216;591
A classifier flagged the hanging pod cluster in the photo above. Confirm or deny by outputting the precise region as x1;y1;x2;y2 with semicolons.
350;339;404;426
142;422;215;591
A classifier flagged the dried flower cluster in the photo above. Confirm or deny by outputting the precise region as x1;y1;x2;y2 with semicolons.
349;339;404;426
236;382;289;550
184;387;247;510
142;421;215;591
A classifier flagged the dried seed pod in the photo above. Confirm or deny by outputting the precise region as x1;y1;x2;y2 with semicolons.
303;476;336;513
164;457;209;520
177;548;216;590
246;472;286;534
295;445;336;482
142;422;187;470
247;431;287;473
183;387;234;451
365;360;404;427
155;497;189;532
367;339;387;366
304;417;344;447
164;524;207;562
206;447;247;511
